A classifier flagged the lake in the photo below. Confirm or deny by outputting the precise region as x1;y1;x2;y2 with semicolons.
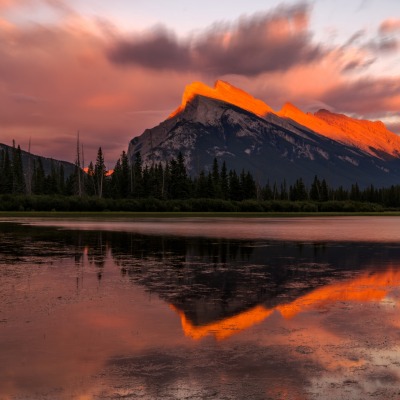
1;216;400;399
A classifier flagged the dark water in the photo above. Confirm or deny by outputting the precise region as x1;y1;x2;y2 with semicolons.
1;217;400;399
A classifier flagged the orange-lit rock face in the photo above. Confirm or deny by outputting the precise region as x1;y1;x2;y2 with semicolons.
169;80;400;160
173;268;400;341
314;109;400;158
279;104;400;159
168;80;273;119
278;102;343;139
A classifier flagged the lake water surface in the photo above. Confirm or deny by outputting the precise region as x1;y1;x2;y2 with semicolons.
1;217;400;399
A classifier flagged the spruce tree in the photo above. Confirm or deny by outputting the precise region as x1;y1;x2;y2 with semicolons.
220;161;229;199
211;158;222;198
229;170;241;201
0;149;12;194
169;152;189;199
111;158;122;198
290;178;308;201
94;147;106;198
195;170;208;198
262;181;273;200
120;151;130;197
132;152;143;197
85;161;96;196
12;145;25;194
320;179;329;201
59;164;65;195
310;176;321;201
32;158;45;194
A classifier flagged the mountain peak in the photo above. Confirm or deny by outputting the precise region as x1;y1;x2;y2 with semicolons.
314;109;400;157
279;102;302;116
164;80;400;160
168;80;273;119
315;109;332;115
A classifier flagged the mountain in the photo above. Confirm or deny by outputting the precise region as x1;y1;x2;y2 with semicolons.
128;81;400;188
0;142;76;177
278;103;400;159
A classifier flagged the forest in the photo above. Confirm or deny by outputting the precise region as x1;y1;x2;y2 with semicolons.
1;144;400;212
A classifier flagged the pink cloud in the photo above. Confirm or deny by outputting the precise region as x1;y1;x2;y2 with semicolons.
320;77;400;115
379;18;400;34
0;20;192;166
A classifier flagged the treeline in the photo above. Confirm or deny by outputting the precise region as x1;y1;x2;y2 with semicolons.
1;145;400;211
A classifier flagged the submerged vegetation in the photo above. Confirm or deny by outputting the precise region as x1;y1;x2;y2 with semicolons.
1;145;400;212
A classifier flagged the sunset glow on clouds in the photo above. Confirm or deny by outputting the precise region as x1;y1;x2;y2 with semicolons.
0;0;399;166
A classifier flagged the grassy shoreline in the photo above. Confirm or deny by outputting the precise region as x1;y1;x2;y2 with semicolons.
1;211;400;218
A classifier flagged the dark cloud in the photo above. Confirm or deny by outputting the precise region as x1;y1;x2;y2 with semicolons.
108;26;191;70
365;37;399;53
387;122;400;134
342;30;366;47
108;3;325;76
341;57;375;73
321;77;400;114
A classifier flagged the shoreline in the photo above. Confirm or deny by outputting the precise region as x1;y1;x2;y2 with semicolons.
2;211;400;218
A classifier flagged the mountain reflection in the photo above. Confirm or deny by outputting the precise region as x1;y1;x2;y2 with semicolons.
173;268;400;340
2;222;400;341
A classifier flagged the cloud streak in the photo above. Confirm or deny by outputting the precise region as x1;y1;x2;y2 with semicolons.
108;3;324;76
321;77;400;115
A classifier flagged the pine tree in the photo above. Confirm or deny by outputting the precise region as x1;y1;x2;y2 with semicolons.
32;158;45;194
195;170;208;198
320;179;329;201
46;160;59;194
120;151;130;198
220;161;229;200
310;176;321;201
12;145;25;194
169;152;190;199
94;147;106;198
229;170;241;201
85;161;96;196
350;183;360;201
243;171;257;199
111;158;122;198
206;172;214;198
59;164;65;195
142;166;152;197
290;178;308;201
262;181;273;200
280;179;288;200
0;149;5;194
211;158;222;198
75;131;83;197
132;152;143;197
0;149;12;194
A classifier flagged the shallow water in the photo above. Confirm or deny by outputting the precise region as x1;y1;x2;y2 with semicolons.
1;217;400;399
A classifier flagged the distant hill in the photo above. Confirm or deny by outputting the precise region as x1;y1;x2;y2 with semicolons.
0;142;76;178
128;80;400;188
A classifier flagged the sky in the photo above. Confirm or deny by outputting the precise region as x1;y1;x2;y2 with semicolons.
0;0;399;167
